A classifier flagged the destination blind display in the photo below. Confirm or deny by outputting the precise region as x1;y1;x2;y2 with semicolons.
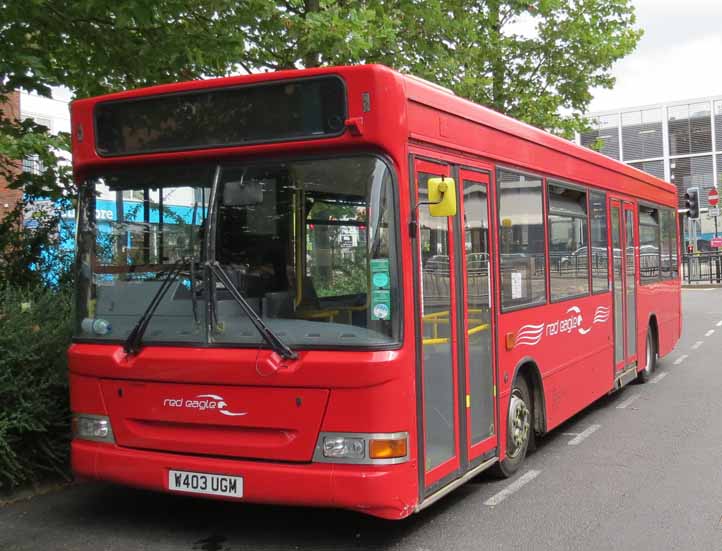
95;76;347;156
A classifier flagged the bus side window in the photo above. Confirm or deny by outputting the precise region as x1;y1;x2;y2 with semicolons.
547;183;589;301
660;208;678;279
497;169;546;310
639;206;661;283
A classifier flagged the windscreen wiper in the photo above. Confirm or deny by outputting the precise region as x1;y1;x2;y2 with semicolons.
123;260;184;355
206;260;298;360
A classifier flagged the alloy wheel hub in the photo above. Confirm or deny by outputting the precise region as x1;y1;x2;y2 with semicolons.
508;394;530;458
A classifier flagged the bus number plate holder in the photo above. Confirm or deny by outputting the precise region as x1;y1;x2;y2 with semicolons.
168;469;244;498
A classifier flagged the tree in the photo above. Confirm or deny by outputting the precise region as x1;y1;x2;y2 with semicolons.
0;0;641;187
239;0;642;137
0;0;642;276
0;0;255;284
0;1;257;98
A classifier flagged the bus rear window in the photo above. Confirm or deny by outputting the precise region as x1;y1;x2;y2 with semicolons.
95;77;347;156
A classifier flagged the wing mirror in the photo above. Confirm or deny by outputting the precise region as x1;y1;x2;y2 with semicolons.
427;177;457;217
409;177;457;238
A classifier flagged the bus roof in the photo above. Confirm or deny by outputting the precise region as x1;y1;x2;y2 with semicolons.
397;69;675;197
71;64;676;199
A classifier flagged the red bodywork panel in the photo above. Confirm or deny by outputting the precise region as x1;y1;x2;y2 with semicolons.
497;294;614;432
72;440;418;519
68;345;419;519
99;380;329;461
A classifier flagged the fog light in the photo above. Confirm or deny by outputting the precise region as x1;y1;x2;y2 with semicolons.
323;436;365;459
72;414;115;443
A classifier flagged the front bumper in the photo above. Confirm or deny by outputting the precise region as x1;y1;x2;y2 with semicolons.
72;440;418;520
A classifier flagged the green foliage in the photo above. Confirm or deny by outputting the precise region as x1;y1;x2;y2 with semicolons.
0;0;251;285
0;285;73;490
312;248;369;298
0;114;75;288
0;0;251;98
237;0;642;137
0;0;643;211
0;117;71;200
0;198;75;289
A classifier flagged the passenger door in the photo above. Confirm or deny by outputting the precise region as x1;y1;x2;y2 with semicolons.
414;158;461;489
414;159;497;493
458;168;497;464
609;198;638;376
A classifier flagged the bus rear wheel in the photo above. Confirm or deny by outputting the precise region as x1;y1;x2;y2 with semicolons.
493;376;532;478
637;328;657;383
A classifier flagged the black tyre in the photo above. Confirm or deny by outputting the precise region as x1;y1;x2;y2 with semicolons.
637;328;656;384
492;376;532;478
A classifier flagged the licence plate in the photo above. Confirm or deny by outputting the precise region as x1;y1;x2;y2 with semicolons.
168;470;243;498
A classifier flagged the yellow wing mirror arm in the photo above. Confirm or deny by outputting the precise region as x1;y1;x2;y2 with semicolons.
409;177;457;238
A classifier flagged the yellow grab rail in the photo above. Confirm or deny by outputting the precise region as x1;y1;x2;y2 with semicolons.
421;322;490;345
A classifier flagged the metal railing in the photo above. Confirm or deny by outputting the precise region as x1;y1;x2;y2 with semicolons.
683;252;722;284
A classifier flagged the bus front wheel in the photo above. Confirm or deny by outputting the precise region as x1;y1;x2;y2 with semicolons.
493;376;532;478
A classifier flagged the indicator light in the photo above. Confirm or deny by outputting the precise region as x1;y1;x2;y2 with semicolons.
505;332;516;350
369;437;407;459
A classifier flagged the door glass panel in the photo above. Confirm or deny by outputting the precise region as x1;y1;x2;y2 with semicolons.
590;192;609;292
625;209;637;358
418;171;455;471
462;179;494;445
611;206;624;365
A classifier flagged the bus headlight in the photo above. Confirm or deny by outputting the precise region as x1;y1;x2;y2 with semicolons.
323;436;365;459
313;432;409;464
72;414;115;444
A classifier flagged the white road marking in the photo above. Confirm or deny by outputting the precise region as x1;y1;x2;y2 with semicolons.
717;321;722;327
568;424;601;445
484;470;541;506
650;372;668;384
673;355;688;365
692;341;704;350
685;288;716;291
705;329;715;337
616;395;640;409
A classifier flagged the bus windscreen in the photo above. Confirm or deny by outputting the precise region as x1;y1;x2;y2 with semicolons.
94;76;347;156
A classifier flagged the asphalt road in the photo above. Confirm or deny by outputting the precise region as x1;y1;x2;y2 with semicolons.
2;288;722;551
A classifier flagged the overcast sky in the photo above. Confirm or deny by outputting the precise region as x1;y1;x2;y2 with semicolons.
589;0;722;113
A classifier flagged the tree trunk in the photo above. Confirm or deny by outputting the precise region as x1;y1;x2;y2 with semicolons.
488;0;505;112
303;0;321;68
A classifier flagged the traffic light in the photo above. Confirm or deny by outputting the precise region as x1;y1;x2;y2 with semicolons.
685;187;700;219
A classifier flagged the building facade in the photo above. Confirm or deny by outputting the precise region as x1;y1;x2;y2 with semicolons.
578;96;722;248
20;88;72;176
0;91;22;220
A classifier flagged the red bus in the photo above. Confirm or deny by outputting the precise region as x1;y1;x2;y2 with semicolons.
69;64;681;519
